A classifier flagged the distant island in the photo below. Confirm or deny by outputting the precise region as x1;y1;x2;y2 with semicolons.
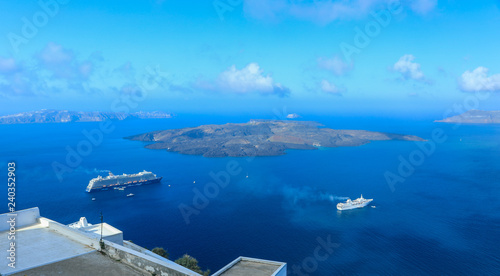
435;110;500;124
0;110;172;124
126;120;424;157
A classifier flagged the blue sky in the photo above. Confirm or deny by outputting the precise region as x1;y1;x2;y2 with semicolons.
0;0;499;117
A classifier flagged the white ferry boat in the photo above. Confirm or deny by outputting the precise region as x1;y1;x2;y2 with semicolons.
337;195;373;210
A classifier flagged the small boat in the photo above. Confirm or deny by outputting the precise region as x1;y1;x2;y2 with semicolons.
193;181;196;184
371;206;376;208
127;193;134;197
92;198;96;201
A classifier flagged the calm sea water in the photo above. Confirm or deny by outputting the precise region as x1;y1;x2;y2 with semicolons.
1;115;499;275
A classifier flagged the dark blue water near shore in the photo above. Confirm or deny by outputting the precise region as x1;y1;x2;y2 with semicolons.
1;115;499;275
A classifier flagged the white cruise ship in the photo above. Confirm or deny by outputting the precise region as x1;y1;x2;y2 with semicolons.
337;195;373;210
86;171;162;192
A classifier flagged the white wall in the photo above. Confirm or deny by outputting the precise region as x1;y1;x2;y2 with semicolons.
0;207;40;232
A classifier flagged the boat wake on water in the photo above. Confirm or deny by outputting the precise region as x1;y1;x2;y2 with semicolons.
75;167;111;175
282;185;350;206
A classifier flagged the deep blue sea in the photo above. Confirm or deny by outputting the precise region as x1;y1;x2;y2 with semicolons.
1;115;499;275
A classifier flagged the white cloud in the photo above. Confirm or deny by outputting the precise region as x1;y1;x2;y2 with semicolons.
393;54;425;81
317;56;352;76
321;80;342;95
213;63;290;97
0;57;18;73
0;43;175;97
243;0;437;24
0;56;39;96
36;42;97;80
459;67;500;92
243;0;287;21
38;42;74;65
410;0;437;15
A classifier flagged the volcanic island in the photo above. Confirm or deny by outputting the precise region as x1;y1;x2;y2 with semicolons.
126;120;425;157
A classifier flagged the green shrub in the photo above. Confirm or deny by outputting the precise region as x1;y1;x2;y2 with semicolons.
175;254;210;276
152;247;169;259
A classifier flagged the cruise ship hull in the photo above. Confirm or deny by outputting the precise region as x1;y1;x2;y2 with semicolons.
336;199;372;210
86;177;162;192
336;195;373;211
